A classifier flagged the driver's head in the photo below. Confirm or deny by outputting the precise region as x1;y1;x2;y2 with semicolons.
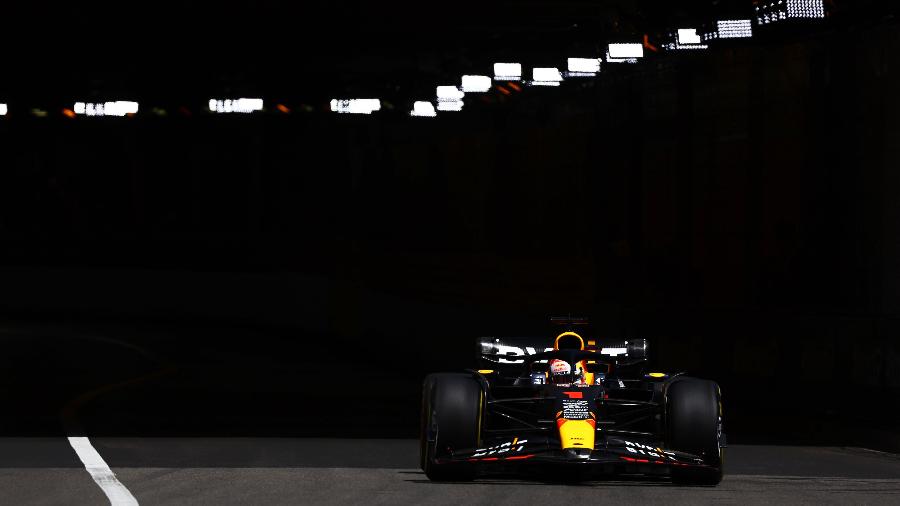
549;359;572;385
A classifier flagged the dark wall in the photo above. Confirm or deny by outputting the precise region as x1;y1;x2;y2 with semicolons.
1;19;899;444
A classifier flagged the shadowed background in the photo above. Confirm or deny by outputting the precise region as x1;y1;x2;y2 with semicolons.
0;1;898;451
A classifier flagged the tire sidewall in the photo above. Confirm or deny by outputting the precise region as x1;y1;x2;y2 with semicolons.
420;373;483;481
665;378;724;485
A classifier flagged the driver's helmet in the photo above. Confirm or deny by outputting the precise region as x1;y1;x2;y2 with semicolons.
549;359;572;385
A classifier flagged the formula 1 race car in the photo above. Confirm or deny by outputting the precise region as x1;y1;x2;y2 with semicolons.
420;326;725;484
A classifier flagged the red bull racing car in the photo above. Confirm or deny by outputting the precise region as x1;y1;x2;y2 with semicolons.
420;328;724;484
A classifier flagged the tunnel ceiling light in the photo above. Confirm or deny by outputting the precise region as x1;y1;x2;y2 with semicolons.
531;67;563;86
666;28;709;51
786;0;826;19
677;29;702;45
756;0;825;25
330;99;381;115
493;63;522;81
410;101;437;117
714;19;753;39
461;75;492;93
73;101;139;117
437;86;465;101
0;104;7;116
209;98;264;114
436;86;464;112
566;58;601;77
606;43;643;63
436;100;463;112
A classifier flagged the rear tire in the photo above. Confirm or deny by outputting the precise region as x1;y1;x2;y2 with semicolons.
420;373;483;481
666;378;724;486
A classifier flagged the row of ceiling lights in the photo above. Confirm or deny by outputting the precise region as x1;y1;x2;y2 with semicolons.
0;2;826;120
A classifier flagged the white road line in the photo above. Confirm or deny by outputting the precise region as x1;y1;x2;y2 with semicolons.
67;436;139;506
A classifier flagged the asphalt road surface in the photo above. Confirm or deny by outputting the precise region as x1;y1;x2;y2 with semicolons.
2;324;899;504
1;439;899;505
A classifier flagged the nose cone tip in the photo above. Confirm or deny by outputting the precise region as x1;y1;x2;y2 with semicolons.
565;448;592;460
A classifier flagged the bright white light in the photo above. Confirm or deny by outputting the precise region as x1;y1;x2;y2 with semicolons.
531;67;563;86
0;104;6;116
567;58;601;74
436;86;464;111
461;75;492;93
533;67;562;82
104;101;139;116
410;101;437;117
665;29;709;51
677;29;702;45
665;42;709;50
787;0;825;19
716;20;753;39
72;101;139;117
330;99;381;115
436;100;464;112
756;0;824;24
665;37;709;51
608;43;643;60
209;98;264;114
493;62;522;80
437;86;465;101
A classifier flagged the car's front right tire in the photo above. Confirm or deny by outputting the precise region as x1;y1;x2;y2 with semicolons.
420;373;483;481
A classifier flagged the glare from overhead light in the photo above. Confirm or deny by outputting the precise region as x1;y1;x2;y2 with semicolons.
330;99;381;115
718;20;753;39
493;63;522;81
677;29;702;45
608;43;643;59
606;43;643;63
105;101;139;116
531;67;563;86
0;104;6;116
606;53;638;63
532;67;563;81
665;29;709;51
410;101;437;117
756;0;824;24
437;86;465;101
436;100;463;112
787;0;825;18
567;58;601;74
436;86;464;112
664;42;709;51
461;75;492;93
72;101;139;117
209;98;264;114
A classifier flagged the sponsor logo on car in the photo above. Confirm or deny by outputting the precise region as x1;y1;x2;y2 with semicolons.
624;440;678;461
561;399;591;420
472;438;528;458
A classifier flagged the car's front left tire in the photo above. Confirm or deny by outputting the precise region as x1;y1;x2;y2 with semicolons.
665;378;724;485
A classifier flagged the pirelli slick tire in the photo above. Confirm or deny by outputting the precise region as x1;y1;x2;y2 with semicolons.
420;373;483;482
665;378;724;486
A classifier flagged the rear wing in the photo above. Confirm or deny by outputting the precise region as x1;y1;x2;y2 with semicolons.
477;337;649;371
